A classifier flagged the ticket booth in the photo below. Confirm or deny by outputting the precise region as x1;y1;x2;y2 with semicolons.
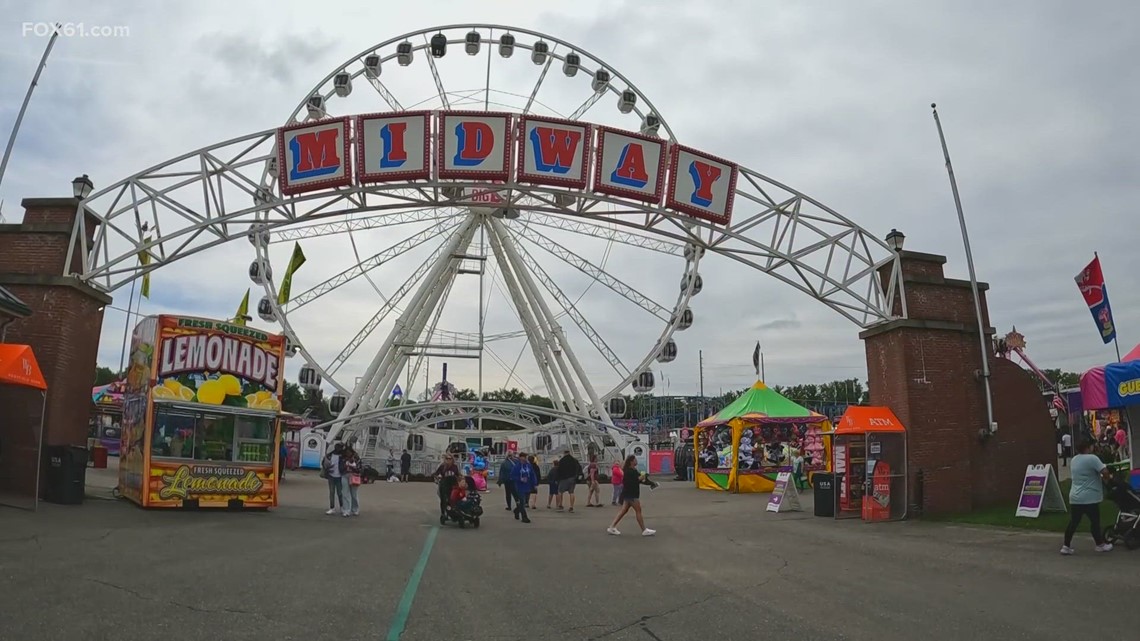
831;406;908;522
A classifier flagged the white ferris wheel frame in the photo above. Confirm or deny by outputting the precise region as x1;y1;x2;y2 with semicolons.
63;24;908;439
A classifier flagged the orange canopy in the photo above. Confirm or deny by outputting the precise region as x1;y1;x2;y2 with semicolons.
0;344;47;390
834;406;905;434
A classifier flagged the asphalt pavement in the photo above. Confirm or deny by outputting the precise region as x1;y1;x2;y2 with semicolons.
0;462;1136;641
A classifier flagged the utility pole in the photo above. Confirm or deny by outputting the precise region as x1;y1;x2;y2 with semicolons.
0;26;61;197
698;349;705;417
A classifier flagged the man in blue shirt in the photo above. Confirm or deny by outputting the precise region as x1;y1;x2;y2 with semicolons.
1061;440;1114;555
510;451;535;524
498;452;517;511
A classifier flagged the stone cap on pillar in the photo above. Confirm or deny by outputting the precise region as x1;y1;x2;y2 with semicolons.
877;248;992;328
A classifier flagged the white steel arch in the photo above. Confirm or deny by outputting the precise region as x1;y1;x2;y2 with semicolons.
65;24;907;438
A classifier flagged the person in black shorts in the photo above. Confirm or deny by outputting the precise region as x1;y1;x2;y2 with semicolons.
607;455;656;537
556;449;582;512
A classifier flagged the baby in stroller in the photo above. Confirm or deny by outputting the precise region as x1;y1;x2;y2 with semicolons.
1103;476;1140;550
442;476;484;528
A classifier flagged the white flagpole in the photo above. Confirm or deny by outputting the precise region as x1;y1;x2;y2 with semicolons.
932;103;996;434
0;26;61;196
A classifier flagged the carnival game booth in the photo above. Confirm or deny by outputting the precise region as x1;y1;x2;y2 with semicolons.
118;315;286;509
1080;345;1139;489
91;380;126;455
832;406;907;522
694;381;832;493
0;344;48;511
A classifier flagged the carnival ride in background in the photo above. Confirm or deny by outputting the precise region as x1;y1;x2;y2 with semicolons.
69;25;906;468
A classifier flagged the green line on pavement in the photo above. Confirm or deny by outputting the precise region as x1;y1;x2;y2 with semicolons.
386;525;439;641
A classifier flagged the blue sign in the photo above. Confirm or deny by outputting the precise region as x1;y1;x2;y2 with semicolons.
1104;360;1140;408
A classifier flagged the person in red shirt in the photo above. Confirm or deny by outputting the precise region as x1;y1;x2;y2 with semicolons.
449;477;469;507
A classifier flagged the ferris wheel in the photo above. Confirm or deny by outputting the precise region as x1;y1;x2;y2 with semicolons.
247;25;703;426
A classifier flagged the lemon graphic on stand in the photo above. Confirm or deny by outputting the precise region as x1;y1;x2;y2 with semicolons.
218;374;242;396
178;386;195;401
196;380;226;405
152;386;176;400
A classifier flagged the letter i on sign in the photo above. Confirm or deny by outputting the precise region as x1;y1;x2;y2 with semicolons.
379;122;407;168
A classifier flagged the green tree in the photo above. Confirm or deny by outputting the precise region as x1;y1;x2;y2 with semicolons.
93;366;121;386
281;382;308;414
1040;369;1081;391
454;387;478;401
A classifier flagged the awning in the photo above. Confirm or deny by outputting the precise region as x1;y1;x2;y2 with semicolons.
834;406;905;435
0;343;47;390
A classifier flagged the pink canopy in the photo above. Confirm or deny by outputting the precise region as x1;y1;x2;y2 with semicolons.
1080;343;1140;410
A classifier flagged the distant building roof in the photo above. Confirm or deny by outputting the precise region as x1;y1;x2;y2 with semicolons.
0;285;32;319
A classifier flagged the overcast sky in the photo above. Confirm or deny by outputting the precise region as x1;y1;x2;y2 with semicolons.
1;0;1137;399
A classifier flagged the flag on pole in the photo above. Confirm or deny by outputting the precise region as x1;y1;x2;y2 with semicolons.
391;384;403;398
752;341;761;377
277;242;307;305
234;289;250;326
1074;254;1117;344
138;236;153;298
1052;394;1065;411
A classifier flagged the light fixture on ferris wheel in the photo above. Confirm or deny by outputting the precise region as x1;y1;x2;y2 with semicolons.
531;40;549;65
498;33;515;57
465;30;481;55
396;41;414;66
592;69;610;93
618;89;637;114
563;52;581;77
299;364;321;391
72;174;93;199
305;94;325;119
885;228;906;252
363;54;382;78
257;295;276;323
430;33;447;58
333;71;352;97
248;259;271;286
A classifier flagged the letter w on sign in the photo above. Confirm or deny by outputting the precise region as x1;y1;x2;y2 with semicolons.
530;127;581;174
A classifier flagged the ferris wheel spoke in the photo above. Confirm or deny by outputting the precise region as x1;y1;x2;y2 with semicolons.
328;234;459;375
523;44;556;115
288;217;462;311
421;34;452;110
365;74;405;112
567;91;605;122
519;212;684;256
271;207;453;242
509;237;630;379
507;224;671;321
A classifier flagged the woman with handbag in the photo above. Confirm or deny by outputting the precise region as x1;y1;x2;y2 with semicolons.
343;445;362;517
322;443;347;515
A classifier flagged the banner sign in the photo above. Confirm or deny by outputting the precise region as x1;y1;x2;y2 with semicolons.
152;316;286;411
272;111;739;226
149;461;274;508
1015;464;1066;518
1074;255;1117;344
766;471;802;513
1104;361;1140;408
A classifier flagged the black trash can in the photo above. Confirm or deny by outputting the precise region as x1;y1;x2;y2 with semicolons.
42;445;88;505
813;472;835;518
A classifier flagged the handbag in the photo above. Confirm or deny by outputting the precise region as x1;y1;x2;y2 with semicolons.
349;473;362;486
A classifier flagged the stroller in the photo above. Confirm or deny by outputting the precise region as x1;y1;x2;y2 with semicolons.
1103;477;1140;550
440;475;484;529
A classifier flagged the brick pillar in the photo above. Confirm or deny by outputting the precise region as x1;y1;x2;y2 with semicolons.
860;250;1053;515
0;198;112;451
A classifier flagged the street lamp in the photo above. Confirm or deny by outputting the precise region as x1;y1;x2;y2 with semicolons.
885;228;905;252
72;174;93;200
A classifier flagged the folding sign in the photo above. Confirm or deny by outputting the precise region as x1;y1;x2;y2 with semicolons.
592;126;666;204
516;115;592;190
276;117;352;196
665;144;739;226
436;110;514;181
355;111;432;183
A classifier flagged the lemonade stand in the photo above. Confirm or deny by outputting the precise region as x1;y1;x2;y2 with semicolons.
118;315;286;509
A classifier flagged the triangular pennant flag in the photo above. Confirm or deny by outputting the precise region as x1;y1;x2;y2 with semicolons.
138;236;153;299
277;242;307;305
234;289;250;326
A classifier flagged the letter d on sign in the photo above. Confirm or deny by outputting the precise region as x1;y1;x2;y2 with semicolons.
453;121;494;166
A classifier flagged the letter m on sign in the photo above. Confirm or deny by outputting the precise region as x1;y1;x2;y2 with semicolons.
290;130;342;180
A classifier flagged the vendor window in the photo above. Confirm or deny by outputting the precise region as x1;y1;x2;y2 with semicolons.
234;414;274;464
151;408;198;459
151;406;274;464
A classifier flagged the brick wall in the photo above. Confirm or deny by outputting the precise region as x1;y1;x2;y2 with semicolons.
863;251;1054;515
0;199;111;463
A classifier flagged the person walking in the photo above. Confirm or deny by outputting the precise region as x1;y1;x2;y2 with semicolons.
557;449;582;512
279;438;289;481
511;451;535;523
527;454;541;509
1061;440;1114;555
400;449;412;482
546;459;561;509
585;454;602;507
433;454;461;519
610;461;624;505
498;451;518;511
322;443;347;515
1060;431;1072;467
607;455;656;537
343;445;362;517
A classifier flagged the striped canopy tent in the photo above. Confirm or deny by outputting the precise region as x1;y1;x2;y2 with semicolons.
694;381;832;493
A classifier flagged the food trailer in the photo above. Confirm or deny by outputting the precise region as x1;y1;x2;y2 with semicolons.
118;315;286;509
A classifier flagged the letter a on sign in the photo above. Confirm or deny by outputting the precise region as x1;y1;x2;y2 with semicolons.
356;112;432;183
516;115;592;189
437;110;513;181
665;144;738;226
592;126;665;204
276;118;352;196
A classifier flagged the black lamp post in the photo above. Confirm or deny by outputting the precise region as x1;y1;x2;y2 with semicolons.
72;174;93;199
